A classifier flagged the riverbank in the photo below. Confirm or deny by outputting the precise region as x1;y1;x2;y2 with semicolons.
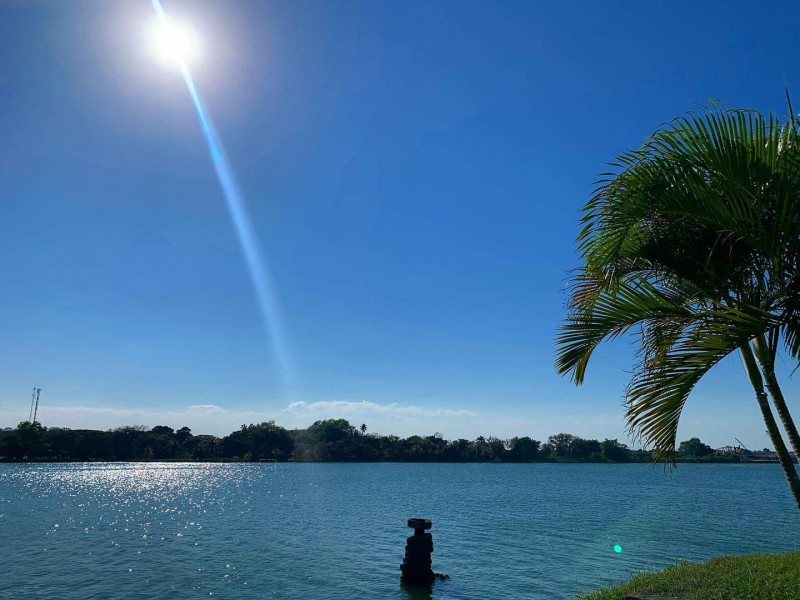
578;552;800;599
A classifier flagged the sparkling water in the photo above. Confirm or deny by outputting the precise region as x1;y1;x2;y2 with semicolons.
1;462;797;599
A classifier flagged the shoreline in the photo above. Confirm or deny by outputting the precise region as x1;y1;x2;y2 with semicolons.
578;552;800;600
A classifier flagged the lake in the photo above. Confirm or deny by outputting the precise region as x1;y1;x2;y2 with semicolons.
1;462;798;599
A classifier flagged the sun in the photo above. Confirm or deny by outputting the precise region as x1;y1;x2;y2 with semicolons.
149;18;201;68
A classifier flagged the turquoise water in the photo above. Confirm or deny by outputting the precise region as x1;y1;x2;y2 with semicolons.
1;463;798;599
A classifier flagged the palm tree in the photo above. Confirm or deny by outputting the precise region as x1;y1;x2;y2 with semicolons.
359;423;367;435
556;101;800;508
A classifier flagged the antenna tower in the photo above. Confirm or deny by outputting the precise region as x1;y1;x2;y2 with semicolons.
31;387;41;424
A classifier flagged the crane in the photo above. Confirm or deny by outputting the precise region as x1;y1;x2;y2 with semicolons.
734;438;752;462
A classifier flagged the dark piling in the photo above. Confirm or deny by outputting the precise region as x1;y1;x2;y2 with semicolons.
400;518;448;586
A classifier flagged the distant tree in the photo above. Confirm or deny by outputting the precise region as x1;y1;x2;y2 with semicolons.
80;430;114;461
42;428;74;460
0;430;24;460
182;435;221;460
378;435;403;461
508;437;540;462
539;443;553;460
222;421;293;461
43;428;113;461
600;439;630;462
547;433;576;459
290;429;320;461
222;425;250;458
569;437;602;461
176;427;193;445
0;417;738;465
472;436;491;461
359;423;367;435
308;419;357;444
248;421;294;460
111;426;150;460
403;435;426;459
446;439;471;462
151;434;177;460
17;421;46;458
678;437;714;458
486;437;507;461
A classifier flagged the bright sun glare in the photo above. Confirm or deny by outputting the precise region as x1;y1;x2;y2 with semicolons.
150;18;201;67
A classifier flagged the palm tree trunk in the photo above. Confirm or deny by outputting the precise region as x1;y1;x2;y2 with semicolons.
740;344;800;510
751;334;800;461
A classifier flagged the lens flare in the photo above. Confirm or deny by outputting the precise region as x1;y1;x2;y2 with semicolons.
148;16;200;68
150;0;294;394
613;544;623;553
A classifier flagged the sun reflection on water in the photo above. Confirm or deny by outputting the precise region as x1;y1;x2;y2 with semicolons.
3;463;266;595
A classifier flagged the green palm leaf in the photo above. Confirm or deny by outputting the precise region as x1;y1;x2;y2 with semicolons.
556;99;800;471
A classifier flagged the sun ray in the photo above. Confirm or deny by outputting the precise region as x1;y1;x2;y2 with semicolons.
150;0;294;396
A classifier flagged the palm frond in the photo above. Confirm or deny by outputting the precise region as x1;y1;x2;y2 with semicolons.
556;274;695;384
626;305;772;460
556;99;800;462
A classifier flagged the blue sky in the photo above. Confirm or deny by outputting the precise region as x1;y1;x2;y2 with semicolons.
2;0;800;447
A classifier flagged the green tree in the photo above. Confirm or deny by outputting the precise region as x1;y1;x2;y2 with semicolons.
508;436;540;462
600;439;630;462
111;426;149;461
176;426;193;445
307;419;357;444
182;434;220;460
678;437;714;458
17;421;46;458
569;437;601;461
556;102;800;508
221;422;293;461
547;433;576;459
446;438;472;461
247;421;293;460
0;430;24;460
473;435;493;461
290;428;321;461
539;443;554;460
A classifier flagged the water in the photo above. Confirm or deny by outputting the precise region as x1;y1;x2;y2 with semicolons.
1;463;798;599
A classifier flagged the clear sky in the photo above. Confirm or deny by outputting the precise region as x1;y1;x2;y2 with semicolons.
2;0;800;448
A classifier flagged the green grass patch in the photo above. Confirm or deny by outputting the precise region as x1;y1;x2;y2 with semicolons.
578;552;800;600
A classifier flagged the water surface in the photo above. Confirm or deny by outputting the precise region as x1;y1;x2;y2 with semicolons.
1;463;798;599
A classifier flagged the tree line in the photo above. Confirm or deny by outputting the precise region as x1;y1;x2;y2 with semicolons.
0;419;734;463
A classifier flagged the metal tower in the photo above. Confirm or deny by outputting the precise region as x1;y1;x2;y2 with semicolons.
30;387;41;424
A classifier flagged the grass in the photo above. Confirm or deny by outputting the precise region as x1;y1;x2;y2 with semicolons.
577;552;800;600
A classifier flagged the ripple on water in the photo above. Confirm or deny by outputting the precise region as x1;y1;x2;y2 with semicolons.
0;462;798;599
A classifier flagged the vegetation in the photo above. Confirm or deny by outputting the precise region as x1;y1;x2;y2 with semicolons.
556;99;800;508
0;419;738;463
578;552;800;600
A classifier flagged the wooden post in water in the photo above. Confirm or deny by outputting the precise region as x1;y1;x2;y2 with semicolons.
400;518;435;585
